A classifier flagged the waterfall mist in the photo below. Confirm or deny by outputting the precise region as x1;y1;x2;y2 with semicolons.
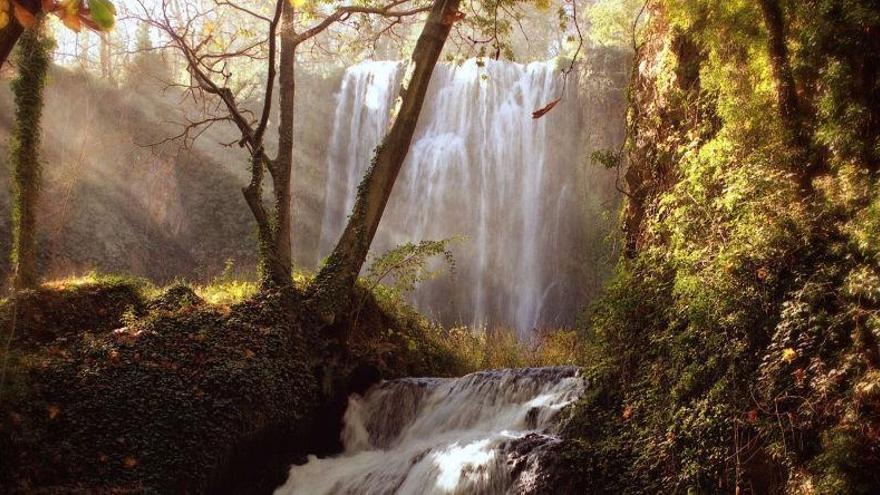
319;59;588;335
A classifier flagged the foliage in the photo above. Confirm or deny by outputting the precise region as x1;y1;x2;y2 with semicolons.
562;0;880;492
0;285;317;493
0;0;115;32
194;260;259;306
587;0;649;48
363;236;461;300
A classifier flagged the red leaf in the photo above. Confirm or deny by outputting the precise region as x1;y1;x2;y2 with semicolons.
532;98;561;119
12;1;37;28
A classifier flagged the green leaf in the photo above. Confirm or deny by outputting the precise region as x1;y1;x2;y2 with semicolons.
88;0;116;31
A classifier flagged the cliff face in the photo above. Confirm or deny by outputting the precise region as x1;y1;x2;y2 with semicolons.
622;5;714;256
0;66;339;285
560;1;880;493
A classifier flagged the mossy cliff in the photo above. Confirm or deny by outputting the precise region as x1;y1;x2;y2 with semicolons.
0;276;468;493
555;1;880;493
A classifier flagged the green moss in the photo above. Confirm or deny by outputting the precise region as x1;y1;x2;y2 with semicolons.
8;24;52;289
559;1;880;492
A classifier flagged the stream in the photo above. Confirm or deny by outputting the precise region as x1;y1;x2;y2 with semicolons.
274;367;585;495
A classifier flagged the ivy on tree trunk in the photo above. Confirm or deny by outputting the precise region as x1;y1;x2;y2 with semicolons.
306;0;462;326
9;21;50;289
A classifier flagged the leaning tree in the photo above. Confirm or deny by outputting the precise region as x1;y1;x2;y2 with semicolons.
305;0;585;324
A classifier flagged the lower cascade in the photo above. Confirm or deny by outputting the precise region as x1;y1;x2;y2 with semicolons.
274;367;585;495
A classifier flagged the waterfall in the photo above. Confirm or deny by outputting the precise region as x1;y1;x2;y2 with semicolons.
275;367;585;495
319;59;584;335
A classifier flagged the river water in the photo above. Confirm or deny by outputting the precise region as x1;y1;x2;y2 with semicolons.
274;367;585;494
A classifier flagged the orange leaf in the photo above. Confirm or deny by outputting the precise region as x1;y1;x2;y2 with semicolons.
47;404;61;420
532;98;561;119
61;11;81;31
123;456;138;468
12;1;36;28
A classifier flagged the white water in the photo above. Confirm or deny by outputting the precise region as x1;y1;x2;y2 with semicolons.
275;367;585;495
318;59;584;335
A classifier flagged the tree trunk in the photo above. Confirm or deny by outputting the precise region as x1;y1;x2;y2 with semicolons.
305;0;461;325
100;33;113;82
270;0;296;285
757;0;817;193
9;22;50;289
242;151;290;288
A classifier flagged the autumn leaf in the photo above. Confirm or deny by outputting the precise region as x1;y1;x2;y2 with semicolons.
0;0;9;30
123;456;138;468
622;404;633;420
782;347;797;363
47;404;61;420
61;10;81;31
12;1;36;28
532;98;561;119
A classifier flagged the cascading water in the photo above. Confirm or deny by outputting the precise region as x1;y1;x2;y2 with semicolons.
318;59;585;335
275;367;585;495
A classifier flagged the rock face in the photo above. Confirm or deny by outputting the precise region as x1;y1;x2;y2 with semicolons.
275;367;586;495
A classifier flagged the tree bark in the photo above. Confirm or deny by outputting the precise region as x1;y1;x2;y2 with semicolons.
306;0;461;325
9;22;50;289
270;0;296;285
757;0;817;193
100;33;113;82
236;0;291;289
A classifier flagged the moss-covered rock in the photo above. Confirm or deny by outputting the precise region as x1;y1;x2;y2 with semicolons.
0;275;147;350
0;285;317;493
0;275;472;493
